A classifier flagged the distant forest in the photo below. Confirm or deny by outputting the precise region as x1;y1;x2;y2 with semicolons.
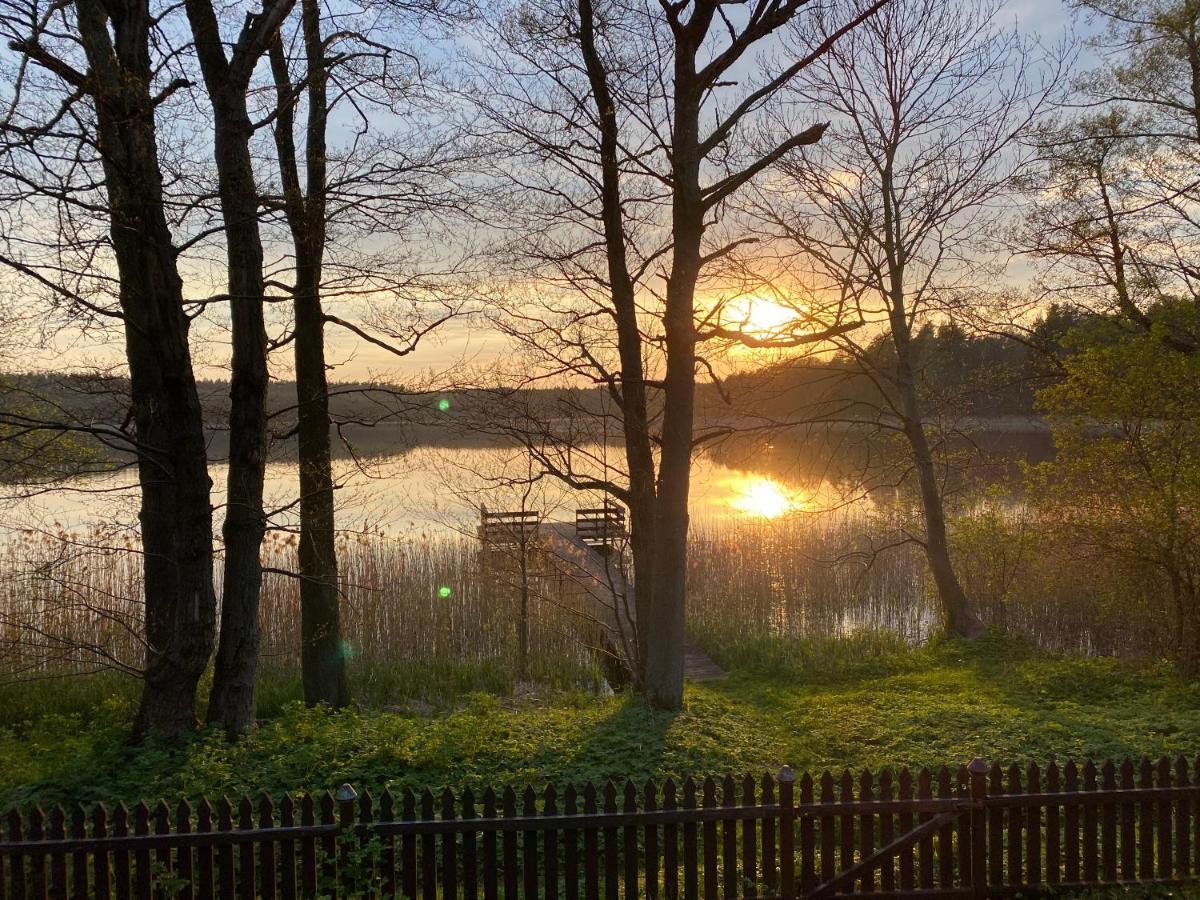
0;303;1125;478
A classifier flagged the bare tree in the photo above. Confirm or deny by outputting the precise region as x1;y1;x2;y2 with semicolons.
182;0;296;736
264;0;469;707
467;0;881;708
0;0;217;739
752;0;1059;638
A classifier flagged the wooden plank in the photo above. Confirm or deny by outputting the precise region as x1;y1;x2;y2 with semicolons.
582;784;597;900
545;785;560;900
564;785;579;900
839;772;855;884
482;788;497;900
462;788;478;900
624;782;639;900
196;800;213;900
278;795;296;900
113;804;130;900
721;777;736;900
1025;764;1041;887
936;768;951;889
645;781;659;900
237;797;254;900
1138;759;1154;880
861;770;877;894
898;770;914;892
879;770;895;893
683;779;698;900
1005;765;1021;887
702;778;718;900
1044;763;1060;887
501;788;517;900
48;807;66;900
1063;762;1079;884
742;775;757;900
1157;758;1172;879
29;807;46;900
768;773;783;897
380;791;397;900
444;789;460;900
664;781;679;900
523;787;538;900
1175;756;1191;878
917;769;933;891
1102;760;1117;881
603;782;618;900
71;805;89;900
1120;760;1136;880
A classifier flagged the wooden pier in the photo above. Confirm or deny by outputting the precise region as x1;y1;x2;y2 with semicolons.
480;505;724;683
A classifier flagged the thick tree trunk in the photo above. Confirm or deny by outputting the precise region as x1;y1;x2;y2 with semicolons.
184;2;279;736
294;266;347;707
269;0;347;708
75;0;217;742
206;94;271;735
644;70;704;711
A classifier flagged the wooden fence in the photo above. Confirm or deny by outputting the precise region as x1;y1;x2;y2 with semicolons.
2;755;1199;898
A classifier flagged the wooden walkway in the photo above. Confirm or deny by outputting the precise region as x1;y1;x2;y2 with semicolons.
538;522;725;683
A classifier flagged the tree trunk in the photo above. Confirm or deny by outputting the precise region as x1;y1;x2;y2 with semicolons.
269;0;347;708
644;64;704;711
294;264;346;707
184;1;279;735
577;0;657;685
890;316;983;639
75;0;217;742
903;414;985;638
206;91;271;735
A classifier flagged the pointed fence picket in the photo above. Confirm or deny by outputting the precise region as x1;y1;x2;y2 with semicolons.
2;754;1199;898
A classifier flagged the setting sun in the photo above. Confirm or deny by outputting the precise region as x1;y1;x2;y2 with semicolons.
728;475;798;519
722;296;802;338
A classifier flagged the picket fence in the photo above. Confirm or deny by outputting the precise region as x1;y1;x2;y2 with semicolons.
3;755;1200;898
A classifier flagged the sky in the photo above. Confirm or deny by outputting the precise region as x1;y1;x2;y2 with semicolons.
3;0;1084;386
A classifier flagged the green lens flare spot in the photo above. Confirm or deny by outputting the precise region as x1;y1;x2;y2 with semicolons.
437;585;453;599
437;397;451;412
339;640;358;660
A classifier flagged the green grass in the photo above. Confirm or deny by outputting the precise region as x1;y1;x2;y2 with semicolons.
2;634;1199;812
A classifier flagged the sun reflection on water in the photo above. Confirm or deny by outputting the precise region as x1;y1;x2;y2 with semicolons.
727;475;804;519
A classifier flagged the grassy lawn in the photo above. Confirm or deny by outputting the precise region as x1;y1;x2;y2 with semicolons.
2;634;1199;811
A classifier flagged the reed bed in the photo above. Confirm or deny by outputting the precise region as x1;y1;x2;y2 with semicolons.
0;503;1184;699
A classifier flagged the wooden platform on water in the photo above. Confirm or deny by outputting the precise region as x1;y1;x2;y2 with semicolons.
535;521;725;683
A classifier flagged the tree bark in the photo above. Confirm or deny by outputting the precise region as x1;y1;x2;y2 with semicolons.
185;0;288;735
269;0;347;707
74;0;217;741
644;36;707;711
887;302;983;638
577;0;657;685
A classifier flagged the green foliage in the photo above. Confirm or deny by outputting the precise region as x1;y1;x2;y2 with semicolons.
2;637;1199;812
1031;319;1200;668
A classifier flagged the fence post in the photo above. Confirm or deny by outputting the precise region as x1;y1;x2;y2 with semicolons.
969;759;989;900
336;783;358;896
780;766;796;900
